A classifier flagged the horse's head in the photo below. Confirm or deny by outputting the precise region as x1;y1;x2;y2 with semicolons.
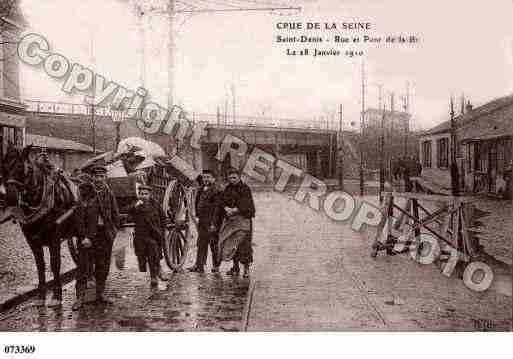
1;145;39;208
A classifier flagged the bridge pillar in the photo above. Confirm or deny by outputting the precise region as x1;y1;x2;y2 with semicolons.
273;137;281;183
316;150;322;178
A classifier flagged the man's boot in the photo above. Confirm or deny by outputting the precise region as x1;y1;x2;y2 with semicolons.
158;263;170;281
226;262;240;275
72;295;84;311
95;284;112;305
242;264;250;278
187;265;205;273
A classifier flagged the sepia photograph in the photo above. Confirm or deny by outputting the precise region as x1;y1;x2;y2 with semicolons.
0;0;511;350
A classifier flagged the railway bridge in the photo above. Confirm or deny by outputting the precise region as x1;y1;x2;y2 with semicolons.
24;101;360;180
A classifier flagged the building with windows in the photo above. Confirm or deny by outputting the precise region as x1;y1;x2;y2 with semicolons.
25;134;96;172
362;108;416;170
0;1;26;159
418;95;513;198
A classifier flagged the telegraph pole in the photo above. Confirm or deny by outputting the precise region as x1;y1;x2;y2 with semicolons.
389;91;395;183
450;97;460;196
379;103;385;203
231;84;236;125
167;0;175;109
404;81;410;157
359;61;366;196
89;27;96;154
339;104;344;190
133;0;301;110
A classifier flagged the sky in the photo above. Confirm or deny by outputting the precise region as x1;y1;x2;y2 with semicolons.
18;0;513;131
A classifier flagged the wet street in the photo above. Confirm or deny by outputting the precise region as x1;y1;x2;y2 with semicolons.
1;190;512;331
0;225;249;331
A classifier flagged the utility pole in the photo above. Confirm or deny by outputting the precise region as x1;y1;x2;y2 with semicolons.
132;0;146;141
139;0;301;111
359;61;366;196
379;103;385;203
389;91;395;183
132;0;146;90
404;82;410;157
224;98;228;126
231;84;236;125
89;27;96;155
450;97;460;196
216;105;221;174
339;104;344;190
167;0;175;109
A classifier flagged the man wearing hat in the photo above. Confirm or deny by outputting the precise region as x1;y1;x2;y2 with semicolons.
218;168;255;278
188;169;222;273
74;164;120;308
129;184;167;287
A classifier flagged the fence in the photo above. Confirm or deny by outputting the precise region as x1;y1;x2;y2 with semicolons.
24;100;341;132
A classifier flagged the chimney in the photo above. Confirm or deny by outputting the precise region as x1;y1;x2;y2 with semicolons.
465;100;473;113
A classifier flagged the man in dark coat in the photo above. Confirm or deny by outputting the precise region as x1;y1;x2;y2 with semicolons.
129;184;167;287
219;168;255;278
73;164;120;309
188;170;222;273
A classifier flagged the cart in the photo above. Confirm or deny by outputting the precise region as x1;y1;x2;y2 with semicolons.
71;139;199;271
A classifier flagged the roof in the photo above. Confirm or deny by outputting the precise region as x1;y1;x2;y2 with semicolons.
421;94;513;136
26;134;94;153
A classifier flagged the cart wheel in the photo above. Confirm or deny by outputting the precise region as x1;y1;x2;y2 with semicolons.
162;179;194;270
163;224;190;270
66;236;79;265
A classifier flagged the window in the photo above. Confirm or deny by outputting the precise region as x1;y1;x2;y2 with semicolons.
497;140;505;175
422;140;432;168
437;138;449;168
475;142;488;172
0;125;23;160
467;143;474;173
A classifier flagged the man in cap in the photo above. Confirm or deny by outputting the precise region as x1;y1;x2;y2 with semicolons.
188;169;222;273
218;168;255;278
74;164;120;308
129;184;168;287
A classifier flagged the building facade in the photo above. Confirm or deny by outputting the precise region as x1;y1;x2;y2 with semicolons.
25;134;97;172
0;1;26;159
362;108;417;171
418;96;513;198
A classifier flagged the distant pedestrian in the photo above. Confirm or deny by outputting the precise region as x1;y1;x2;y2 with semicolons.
188;170;222;273
413;157;422;177
129;184;168;287
218;168;255;278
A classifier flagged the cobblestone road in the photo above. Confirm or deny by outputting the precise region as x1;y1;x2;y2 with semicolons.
0;225;248;331
247;193;512;331
1;190;511;331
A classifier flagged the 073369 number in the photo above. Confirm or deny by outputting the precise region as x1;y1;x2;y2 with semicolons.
3;345;36;354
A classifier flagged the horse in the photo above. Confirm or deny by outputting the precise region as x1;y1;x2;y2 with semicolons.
0;145;83;307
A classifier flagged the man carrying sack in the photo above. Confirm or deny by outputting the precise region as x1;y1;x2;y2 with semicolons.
218;168;255;278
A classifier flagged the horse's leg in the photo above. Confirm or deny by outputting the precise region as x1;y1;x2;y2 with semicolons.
28;241;46;306
47;241;63;307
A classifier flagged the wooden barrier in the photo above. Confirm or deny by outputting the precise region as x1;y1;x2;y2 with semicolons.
371;191;483;264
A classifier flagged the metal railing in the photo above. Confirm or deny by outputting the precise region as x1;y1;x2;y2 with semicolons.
24;100;340;132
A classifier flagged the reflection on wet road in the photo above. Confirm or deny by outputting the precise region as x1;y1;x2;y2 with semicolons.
0;234;249;332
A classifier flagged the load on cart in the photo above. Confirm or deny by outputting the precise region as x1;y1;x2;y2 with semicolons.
76;137;199;272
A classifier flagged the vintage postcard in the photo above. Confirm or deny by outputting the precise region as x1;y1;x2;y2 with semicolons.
0;0;512;348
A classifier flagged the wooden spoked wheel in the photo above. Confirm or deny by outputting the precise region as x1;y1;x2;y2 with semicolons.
162;180;193;270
